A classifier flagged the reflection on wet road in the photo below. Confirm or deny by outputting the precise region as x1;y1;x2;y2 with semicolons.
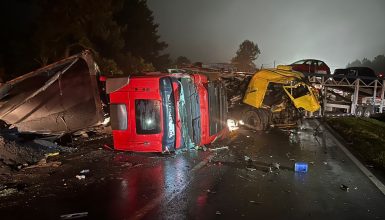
1;120;384;219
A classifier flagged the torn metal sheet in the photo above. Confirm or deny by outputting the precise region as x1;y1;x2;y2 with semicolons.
0;51;105;135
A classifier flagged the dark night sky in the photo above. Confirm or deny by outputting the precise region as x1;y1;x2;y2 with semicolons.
147;0;385;70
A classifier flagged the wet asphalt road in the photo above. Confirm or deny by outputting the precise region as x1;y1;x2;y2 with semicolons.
1;119;385;219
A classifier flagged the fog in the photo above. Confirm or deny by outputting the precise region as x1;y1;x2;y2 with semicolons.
148;0;385;70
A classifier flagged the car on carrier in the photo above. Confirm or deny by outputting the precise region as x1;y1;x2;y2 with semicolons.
290;59;331;74
333;67;378;84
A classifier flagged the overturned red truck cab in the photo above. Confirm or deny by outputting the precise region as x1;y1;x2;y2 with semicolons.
108;72;227;153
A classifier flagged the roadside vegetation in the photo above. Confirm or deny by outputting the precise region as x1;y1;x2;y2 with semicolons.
326;117;385;170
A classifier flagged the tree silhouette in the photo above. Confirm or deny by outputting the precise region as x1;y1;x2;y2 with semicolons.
174;56;191;66
231;40;260;72
347;55;385;74
0;0;169;77
116;0;168;71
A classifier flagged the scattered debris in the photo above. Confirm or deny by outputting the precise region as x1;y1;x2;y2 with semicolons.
244;156;251;161
323;161;328;165
354;186;358;190
238;175;252;181
208;146;229;151
45;152;60;158
249;200;262;205
246;136;250;138
0;187;18;197
103;144;113;151
121;162;133;167
206;189;216;194
80;169;90;174
340;184;349;192
60;212;89;219
75;175;86;180
246;166;256;171
23;160;62;169
272;162;280;170
309;161;315;165
222;74;252;108
213;161;222;166
215;211;221;215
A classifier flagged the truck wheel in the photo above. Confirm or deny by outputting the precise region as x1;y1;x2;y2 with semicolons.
355;106;363;117
243;110;264;131
259;109;271;130
363;106;374;118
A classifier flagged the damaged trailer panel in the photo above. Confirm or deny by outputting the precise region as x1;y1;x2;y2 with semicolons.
0;51;105;135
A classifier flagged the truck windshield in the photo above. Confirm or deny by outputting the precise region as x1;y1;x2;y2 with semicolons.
291;84;310;98
110;104;127;130
135;99;161;134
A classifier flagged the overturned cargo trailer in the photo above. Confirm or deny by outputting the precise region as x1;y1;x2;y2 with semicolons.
0;51;106;135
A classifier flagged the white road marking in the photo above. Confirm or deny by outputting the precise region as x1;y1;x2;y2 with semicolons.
317;120;385;195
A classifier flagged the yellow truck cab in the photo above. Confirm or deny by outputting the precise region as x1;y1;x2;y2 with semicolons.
241;65;320;129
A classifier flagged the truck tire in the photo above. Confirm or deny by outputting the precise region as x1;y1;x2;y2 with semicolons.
355;106;363;117
259;109;271;130
363;106;374;118
243;109;269;131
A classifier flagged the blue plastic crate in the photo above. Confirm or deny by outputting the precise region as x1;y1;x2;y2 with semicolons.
294;162;308;173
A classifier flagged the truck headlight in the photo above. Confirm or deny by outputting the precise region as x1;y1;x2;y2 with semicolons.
227;119;239;131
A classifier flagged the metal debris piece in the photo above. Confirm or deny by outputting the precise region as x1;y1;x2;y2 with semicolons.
272;162;280;170
238;175;252;181
215;211;221;215
60;212;88;219
249;200;262;204
80;169;90;174
103;144;113;151
75;175;86;180
45;152;60;158
121;162;133;167
0;51;105;135
208;146;229;151
246;166;256;171
244;156;251;161
340;184;349;192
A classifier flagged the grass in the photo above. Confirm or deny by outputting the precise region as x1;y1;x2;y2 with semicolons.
326;117;385;170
